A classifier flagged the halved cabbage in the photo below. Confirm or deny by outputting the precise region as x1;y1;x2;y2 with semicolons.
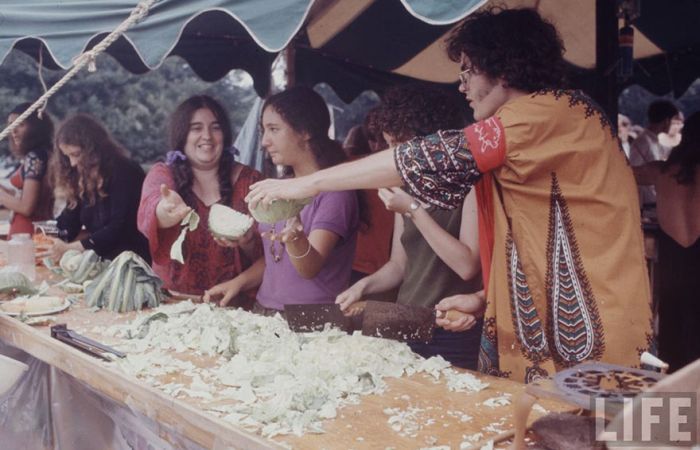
249;198;312;224
208;204;254;240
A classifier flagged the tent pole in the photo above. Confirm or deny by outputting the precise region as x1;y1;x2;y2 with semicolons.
595;0;619;121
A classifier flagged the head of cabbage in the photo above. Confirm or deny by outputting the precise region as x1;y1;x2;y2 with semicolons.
208;204;254;239
248;198;312;224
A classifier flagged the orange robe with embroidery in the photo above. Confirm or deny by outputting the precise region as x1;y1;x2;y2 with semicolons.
395;90;653;382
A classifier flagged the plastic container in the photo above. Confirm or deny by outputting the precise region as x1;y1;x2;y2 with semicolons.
7;233;36;281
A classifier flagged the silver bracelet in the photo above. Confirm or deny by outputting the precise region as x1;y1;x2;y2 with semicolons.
287;239;312;259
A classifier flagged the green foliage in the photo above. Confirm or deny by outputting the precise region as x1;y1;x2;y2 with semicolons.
0;50;257;163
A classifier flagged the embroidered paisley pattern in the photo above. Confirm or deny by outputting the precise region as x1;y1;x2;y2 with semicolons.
506;231;550;364
394;129;482;210
545;173;605;367
478;316;511;378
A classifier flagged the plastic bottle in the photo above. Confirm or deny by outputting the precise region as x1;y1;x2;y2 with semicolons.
7;233;36;281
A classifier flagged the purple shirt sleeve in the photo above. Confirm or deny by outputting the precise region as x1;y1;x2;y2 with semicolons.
303;190;359;241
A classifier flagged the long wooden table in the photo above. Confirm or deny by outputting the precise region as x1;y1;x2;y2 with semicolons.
0;267;568;449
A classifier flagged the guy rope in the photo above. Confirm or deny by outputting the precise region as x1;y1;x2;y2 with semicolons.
0;0;158;142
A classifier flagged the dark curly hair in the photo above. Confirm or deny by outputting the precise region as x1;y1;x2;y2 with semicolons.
363;106;387;152
167;95;236;206
446;7;567;92
7;102;54;157
376;84;464;141
52;114;127;208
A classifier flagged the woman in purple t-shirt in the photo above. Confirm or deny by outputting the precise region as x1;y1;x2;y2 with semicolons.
204;87;360;312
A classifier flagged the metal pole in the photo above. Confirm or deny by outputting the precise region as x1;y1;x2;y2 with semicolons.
595;0;619;120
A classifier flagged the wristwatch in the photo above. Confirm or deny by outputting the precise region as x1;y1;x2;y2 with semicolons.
403;200;420;218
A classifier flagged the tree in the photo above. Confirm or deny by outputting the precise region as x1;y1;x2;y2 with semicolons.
1;50;257;163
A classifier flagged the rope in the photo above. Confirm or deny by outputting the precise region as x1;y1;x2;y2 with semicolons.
36;45;48;118
0;0;158;143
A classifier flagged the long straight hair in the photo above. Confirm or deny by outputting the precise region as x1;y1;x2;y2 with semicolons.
262;86;369;227
8;102;54;156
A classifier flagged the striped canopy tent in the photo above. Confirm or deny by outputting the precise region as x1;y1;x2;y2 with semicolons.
0;0;698;102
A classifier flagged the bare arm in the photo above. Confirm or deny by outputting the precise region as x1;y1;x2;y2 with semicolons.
246;149;401;207
0;178;41;216
410;189;480;280
336;215;407;310
284;227;341;279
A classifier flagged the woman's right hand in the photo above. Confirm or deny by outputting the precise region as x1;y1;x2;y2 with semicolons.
335;282;364;311
203;278;242;307
155;184;191;228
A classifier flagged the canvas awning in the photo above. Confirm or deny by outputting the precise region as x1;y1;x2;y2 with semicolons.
1;0;698;101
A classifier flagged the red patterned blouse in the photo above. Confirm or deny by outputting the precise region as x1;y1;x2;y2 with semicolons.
137;162;263;299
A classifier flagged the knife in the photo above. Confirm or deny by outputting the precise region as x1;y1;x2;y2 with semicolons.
284;301;471;343
284;303;356;333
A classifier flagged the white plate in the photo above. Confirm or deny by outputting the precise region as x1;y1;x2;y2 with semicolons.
0;298;71;317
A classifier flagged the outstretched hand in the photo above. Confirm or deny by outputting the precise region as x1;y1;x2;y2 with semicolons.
156;184;191;228
260;215;304;243
245;178;318;210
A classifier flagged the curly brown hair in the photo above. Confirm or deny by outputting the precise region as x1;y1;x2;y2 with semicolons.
167;95;236;206
376;84;464;141
51;114;128;209
446;7;567;92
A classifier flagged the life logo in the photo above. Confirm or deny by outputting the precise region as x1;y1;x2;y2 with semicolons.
593;392;698;447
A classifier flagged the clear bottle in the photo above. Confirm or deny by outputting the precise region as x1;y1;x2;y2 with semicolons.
7;233;36;281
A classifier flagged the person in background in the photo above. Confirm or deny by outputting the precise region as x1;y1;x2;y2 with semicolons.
658;110;684;149
342;124;371;159
634;111;700;372
336;84;483;369
0;103;54;237
247;7;653;382
617;113;634;159
346;107;394;285
629;100;681;208
204;86;360;313
50;114;150;262
630;100;680;165
137;95;263;303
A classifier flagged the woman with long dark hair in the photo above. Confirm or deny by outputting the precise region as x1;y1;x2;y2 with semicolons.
137;95;263;303
51;114;149;262
204;86;360;312
1;103;54;237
